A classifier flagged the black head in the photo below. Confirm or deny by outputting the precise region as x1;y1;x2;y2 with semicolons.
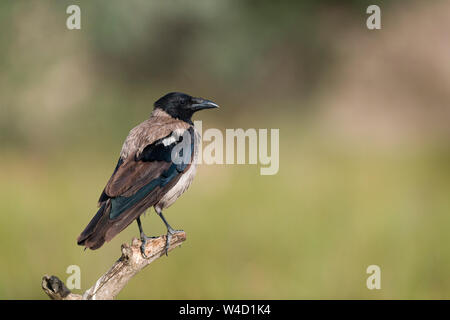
154;92;219;123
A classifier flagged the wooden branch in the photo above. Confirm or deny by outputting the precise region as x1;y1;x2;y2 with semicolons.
42;231;186;300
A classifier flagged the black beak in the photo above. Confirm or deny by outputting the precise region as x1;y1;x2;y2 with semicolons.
190;97;220;112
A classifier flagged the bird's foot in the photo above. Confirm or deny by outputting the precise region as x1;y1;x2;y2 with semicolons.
164;227;183;256
140;233;158;259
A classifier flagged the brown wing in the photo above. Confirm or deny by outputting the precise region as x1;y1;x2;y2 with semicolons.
79;162;192;250
98;115;190;204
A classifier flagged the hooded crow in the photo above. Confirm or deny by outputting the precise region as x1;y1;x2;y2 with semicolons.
77;92;219;257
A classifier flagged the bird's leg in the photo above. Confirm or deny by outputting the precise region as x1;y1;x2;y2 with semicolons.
155;208;183;256
136;216;157;259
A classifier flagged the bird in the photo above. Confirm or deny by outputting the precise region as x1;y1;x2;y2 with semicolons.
77;92;219;257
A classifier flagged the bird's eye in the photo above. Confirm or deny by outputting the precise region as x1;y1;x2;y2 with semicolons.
179;99;186;106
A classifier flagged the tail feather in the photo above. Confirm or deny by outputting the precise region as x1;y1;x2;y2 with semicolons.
77;193;159;250
77;202;111;250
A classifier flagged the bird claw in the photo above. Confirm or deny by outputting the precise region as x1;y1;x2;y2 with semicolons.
140;243;149;259
164;228;183;256
140;234;157;259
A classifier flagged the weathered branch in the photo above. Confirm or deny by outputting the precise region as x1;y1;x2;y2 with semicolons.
42;231;186;300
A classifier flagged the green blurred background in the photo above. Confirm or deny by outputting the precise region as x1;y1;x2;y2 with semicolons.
1;0;450;299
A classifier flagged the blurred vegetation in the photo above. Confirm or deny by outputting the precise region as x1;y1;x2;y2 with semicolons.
1;0;450;299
